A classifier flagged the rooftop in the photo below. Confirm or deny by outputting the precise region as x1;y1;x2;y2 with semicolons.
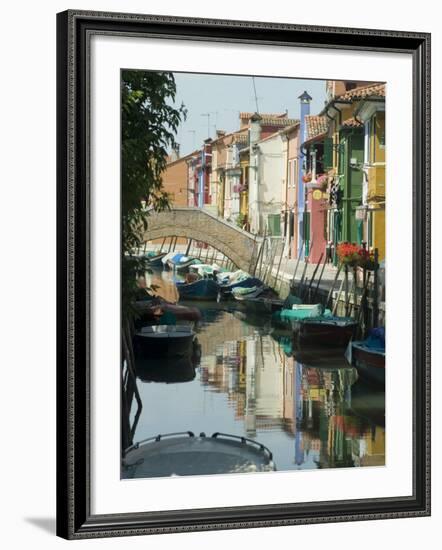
338;82;386;101
305;115;329;141
340;117;363;128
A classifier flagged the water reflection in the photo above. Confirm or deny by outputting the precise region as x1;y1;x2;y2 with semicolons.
128;270;385;475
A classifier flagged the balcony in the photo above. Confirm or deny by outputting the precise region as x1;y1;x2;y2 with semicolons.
367;165;385;202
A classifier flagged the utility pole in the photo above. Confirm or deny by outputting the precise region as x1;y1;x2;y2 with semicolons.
201;113;210;139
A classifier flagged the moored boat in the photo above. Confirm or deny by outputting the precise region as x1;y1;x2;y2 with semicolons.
166;253;198;273
293;315;358;348
189;263;225;278
133;298;202;325
122;431;276;478
234;286;284;313
218;273;263;294
145;251;167;267
347;328;385;386
176;277;220;301
133;325;195;358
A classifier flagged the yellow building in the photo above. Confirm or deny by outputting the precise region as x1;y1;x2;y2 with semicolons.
322;81;386;261
357;94;386;260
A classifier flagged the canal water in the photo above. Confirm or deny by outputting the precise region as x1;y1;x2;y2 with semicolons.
129;269;385;476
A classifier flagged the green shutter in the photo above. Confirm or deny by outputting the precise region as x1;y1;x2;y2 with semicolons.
323;137;333;169
267;214;281;236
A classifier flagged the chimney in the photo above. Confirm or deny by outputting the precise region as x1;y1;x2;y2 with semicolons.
298;91;312;143
249;112;262;147
170;143;180;162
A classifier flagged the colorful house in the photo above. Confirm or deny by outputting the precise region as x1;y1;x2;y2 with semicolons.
161;149;198;207
209;129;248;221
187;138;212;208
301;115;329;263
321;81;385;263
355;84;386;260
245;112;297;236
281;122;300;258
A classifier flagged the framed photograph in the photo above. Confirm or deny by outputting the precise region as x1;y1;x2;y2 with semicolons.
56;10;431;539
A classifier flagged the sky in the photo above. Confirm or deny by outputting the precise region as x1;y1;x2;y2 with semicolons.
170;72;327;156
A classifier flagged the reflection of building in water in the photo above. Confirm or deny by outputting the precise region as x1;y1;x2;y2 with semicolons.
197;328;384;469
200;333;295;437
294;365;385;469
351;426;385;467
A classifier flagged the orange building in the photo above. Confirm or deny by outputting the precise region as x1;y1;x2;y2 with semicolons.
161;150;198;207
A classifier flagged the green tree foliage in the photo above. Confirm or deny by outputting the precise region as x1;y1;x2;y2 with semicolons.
121;70;186;311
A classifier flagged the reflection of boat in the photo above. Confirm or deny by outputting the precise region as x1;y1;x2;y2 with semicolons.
294;316;357;348
133;325;195;358
347;328;385;386
122;431;276;479
135;355;197;384
176;278;219;301
291;346;350;368
350;378;385;426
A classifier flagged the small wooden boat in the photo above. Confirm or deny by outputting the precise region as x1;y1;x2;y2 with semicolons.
234;286;284;313
293;316;358;348
189;263;225;278
219;276;263;294
176;278;219;301
166;253;198;273
145;251;167;267
347;328;385;386
133;325;195;358
122;431;276;478
133;299;202;325
272;304;327;328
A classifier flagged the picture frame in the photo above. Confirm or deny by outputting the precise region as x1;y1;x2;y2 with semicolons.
56;9;431;539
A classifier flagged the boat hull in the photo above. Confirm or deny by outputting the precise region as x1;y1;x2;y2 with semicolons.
220;277;263;294
146;253;167;267
134;300;202;325
177;278;219;301
133;327;195;358
294;320;357;348
238;296;284;313
167;258;197;273
122;433;275;478
352;343;385;386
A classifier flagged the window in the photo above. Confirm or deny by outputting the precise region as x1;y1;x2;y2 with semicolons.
345;81;357;91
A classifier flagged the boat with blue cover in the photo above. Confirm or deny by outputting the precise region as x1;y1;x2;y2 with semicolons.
218;270;263;294
176;277;219;301
166;253;198;272
346;327;385;385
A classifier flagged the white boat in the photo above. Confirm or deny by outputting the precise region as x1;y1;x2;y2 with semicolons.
122;431;276;478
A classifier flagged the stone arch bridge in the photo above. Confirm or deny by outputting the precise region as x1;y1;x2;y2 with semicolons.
142;207;262;273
